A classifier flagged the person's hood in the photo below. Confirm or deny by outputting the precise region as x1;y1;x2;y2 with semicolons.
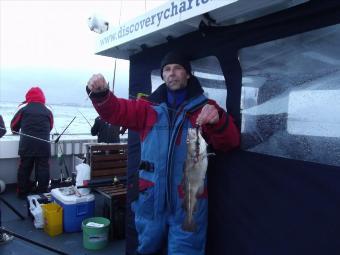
21;87;46;105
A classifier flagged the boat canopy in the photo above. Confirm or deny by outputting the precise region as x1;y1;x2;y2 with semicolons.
95;0;309;59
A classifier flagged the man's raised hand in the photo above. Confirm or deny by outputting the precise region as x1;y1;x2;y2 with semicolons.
87;73;109;93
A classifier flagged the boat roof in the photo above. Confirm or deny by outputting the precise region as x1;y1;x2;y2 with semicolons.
95;0;309;60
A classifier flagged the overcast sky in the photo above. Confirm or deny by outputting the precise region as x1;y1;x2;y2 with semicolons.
0;0;166;105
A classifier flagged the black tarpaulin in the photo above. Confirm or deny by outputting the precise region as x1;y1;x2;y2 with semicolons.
207;151;340;255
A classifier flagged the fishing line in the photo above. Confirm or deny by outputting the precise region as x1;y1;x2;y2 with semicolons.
49;90;94;135
46;103;75;143
126;91;208;120
78;109;92;128
2;85;208;143
85;88;208;132
75;91;94;128
86;78;184;124
0;127;52;144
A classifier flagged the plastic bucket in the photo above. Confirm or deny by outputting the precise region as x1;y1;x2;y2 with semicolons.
82;217;110;250
42;203;63;237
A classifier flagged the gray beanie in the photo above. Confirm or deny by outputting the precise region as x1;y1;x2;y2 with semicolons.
160;51;192;79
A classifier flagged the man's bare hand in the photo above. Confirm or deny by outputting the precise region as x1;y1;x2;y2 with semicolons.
87;73;109;93
196;104;219;126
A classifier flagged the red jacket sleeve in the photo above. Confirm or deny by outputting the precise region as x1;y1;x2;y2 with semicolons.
200;100;240;152
90;90;157;136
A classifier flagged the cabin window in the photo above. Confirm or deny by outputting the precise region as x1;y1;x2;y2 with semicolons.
151;56;227;110
239;24;340;167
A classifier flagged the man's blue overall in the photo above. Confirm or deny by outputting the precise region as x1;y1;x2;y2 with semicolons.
131;95;208;255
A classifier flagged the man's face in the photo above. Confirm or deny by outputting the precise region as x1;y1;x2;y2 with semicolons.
162;64;190;90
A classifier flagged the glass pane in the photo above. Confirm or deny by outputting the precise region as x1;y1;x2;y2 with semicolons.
240;24;340;167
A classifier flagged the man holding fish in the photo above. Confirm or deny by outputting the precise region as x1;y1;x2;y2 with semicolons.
87;51;240;255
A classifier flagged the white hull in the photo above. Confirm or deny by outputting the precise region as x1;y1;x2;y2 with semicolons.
0;137;96;184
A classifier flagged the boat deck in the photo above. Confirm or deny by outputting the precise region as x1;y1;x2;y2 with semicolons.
0;185;125;255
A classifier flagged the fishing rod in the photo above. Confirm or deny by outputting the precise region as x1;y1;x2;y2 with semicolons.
54;116;76;144
0;227;68;255
76;176;127;189
1;115;76;181
48;91;94;138
0;196;25;220
48;92;94;180
52;115;77;179
0;116;77;145
0;127;53;144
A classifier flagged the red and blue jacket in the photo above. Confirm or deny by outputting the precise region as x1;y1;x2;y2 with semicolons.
10;87;53;157
89;77;240;212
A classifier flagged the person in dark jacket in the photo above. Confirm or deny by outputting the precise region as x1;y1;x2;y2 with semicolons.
91;116;121;143
0;115;14;244
86;51;240;255
11;87;54;197
0;115;6;138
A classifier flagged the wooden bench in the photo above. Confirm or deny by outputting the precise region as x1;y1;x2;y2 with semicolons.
85;143;128;239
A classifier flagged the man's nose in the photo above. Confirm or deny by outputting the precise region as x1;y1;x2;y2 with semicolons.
168;68;176;75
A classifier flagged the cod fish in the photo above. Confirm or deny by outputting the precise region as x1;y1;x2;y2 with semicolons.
181;127;208;232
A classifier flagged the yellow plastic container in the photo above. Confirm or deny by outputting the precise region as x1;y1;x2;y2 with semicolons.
42;203;63;237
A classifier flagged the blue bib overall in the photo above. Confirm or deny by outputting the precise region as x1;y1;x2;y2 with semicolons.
131;95;208;255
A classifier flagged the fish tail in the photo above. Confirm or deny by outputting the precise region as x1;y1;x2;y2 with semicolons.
182;216;197;232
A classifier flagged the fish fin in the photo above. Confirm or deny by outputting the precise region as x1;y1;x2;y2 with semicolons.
182;216;197;232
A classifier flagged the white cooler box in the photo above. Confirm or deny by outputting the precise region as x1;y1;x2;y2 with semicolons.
51;188;95;232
